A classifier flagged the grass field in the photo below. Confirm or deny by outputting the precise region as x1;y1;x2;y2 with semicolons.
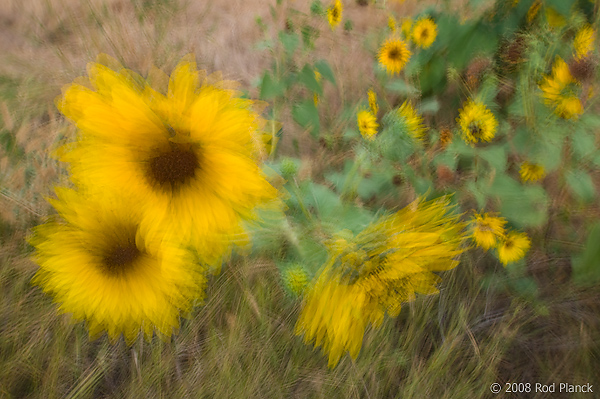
1;0;599;398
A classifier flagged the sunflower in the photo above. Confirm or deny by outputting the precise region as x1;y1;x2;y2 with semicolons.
456;100;498;144
539;57;583;120
296;197;465;367
412;17;438;49
368;88;378;115
398;101;426;141
519;162;545;183
527;0;541;23
29;188;206;343
400;18;412;39
57;55;278;264
497;230;530;265
327;0;343;30
378;38;412;75
388;15;397;32
470;212;506;250
357;110;379;140
574;25;596;60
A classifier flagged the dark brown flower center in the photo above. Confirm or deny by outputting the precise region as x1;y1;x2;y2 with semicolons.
331;7;339;19
388;48;400;60
420;29;429;41
148;144;200;190
103;243;140;275
469;123;482;138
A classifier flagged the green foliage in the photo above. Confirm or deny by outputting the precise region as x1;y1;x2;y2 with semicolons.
572;223;600;285
565;169;596;203
291;99;320;136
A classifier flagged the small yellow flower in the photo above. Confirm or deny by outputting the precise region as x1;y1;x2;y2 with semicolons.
378;38;412;75
519;162;546;183
470;212;506;250
497;231;531;265
574;25;596;60
327;0;343;30
456;100;498;144
368;88;378;115
357;110;379;140
398;101;426;141
412;18;438;49
314;70;322;106
539;57;583;119
388;15;397;32
527;0;542;23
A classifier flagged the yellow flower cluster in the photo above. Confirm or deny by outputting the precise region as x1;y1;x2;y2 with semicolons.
470;212;530;265
30;55;278;343
539;57;583;120
296;197;466;367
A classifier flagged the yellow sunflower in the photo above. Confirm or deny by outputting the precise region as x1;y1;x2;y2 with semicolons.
400;18;412;39
357;110;379;140
456;100;498;144
56;55;278;264
378;38;412;75
398;101;427;141
470;212;506;250
388;15;397;32
327;0;343;30
539;57;583;120
497;230;531;265
29;188;206;343
519;162;545;183
296;197;466;368
368;88;378;115
412;17;438;49
527;0;542;23
574;25;596;60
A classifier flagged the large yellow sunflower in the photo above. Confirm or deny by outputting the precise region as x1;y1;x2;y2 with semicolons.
539;57;583;120
296;197;465;367
456;100;498;144
56;55;278;264
378;38;412;75
412;17;438;49
29;188;206;343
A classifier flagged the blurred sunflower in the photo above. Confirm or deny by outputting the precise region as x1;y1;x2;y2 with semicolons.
378;38;411;75
545;7;565;28
327;0;343;30
357;110;379;140
412;17;437;49
400;18;412;39
30;188;206;343
539;57;583;119
314;70;322;105
296;197;466;367
527;0;542;23
368;88;378;115
497;231;530;265
574;25;595;60
456;100;497;144
470;212;506;250
57;55;278;264
519;162;545;183
398;101;426;141
388;15;397;32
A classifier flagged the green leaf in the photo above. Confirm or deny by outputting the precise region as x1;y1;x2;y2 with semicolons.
385;79;420;96
292;99;320;137
419;98;440;114
477;144;507;172
259;71;285;100
298;64;322;95
489;175;549;228
278;31;299;56
545;0;575;16
465;180;487;209
419;57;446;95
571;127;597;161
565;169;596;203
572;223;600;286
314;60;336;85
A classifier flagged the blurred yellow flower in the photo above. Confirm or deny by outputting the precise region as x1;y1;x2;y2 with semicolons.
400;18;413;39
412;18;438;49
497;231;531;265
314;70;322;105
398;101;427;141
296;197;466;367
519;162;546;183
30;188;207;343
574;25;596;60
327;0;343;30
470;212;506;250
368;88;378;115
388;15;397;32
545;7;565;28
357;110;379;140
527;0;542;23
539;57;583;119
57;55;278;265
378;38;411;75
457;100;497;144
